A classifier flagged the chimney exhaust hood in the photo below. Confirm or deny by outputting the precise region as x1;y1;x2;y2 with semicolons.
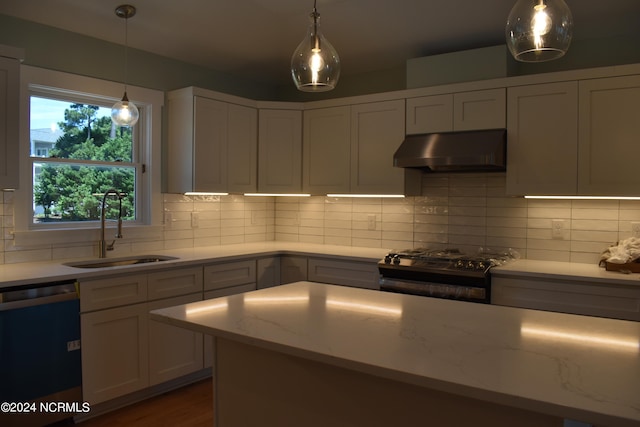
394;129;506;172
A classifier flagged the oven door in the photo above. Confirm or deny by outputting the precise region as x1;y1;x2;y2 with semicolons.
379;277;488;303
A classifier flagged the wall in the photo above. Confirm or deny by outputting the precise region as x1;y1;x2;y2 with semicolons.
2;173;638;265
273;173;640;265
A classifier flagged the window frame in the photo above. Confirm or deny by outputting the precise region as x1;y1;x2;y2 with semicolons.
13;66;163;245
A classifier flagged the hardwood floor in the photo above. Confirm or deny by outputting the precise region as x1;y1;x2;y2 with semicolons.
75;379;213;427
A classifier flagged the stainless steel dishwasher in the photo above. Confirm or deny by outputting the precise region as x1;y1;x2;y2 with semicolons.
0;279;83;427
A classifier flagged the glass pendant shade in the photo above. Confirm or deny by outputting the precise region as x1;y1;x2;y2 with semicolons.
111;91;139;127
291;8;340;92
111;4;139;127
506;0;573;62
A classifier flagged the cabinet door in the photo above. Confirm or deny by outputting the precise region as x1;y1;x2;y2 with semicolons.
81;303;149;405
578;75;640;196
194;96;227;192
257;256;281;289
281;255;308;284
406;94;452;134
258;109;302;193
148;293;204;386
506;82;578;196
227;103;258;193
303;106;351;194
350;100;405;194
453;88;506;131
0;56;19;190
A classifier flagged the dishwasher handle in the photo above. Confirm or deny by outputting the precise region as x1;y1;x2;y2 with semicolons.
0;280;79;311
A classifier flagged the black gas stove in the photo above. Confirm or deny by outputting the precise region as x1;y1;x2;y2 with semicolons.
378;248;515;303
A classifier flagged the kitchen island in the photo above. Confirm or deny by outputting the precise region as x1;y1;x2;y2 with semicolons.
150;281;640;427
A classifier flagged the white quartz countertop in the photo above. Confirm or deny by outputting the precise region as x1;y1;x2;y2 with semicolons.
150;281;640;427
0;242;388;289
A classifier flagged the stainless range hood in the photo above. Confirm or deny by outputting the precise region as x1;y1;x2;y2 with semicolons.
394;129;506;172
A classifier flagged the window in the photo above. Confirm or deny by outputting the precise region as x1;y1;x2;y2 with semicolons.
29;96;138;224
14;66;163;241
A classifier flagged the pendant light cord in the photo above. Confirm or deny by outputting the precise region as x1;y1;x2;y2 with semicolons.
123;14;129;93
312;0;320;51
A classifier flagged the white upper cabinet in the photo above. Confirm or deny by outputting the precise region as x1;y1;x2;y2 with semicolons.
227;103;258;193
258;109;303;193
578;75;640;196
406;94;452;134
506;82;579;196
406;88;505;135
303;106;351;194
303;100;407;195
0;50;20;190
167;87;257;194
350;100;406;194
507;74;640;197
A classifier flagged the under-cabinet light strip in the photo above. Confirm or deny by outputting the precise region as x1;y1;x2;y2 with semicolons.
185;192;229;196
327;194;405;198
525;196;640;200
244;193;311;197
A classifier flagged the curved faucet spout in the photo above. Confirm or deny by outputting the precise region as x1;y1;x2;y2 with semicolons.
99;188;124;258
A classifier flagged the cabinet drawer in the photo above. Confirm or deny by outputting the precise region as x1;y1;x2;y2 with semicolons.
80;274;148;312
492;277;640;321
204;260;256;291
308;258;379;290
204;283;257;299
148;267;203;300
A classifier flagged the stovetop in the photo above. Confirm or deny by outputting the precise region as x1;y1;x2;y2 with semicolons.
379;248;516;275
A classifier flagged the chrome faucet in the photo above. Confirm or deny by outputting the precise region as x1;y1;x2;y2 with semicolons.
99;188;124;258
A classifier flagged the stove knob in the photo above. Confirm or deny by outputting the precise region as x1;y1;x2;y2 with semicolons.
455;260;465;269
466;261;476;269
384;254;392;264
392;255;401;265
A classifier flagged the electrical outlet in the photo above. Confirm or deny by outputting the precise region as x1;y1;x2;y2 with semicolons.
551;219;565;240
67;340;81;352
191;212;199;228
632;222;640;238
251;210;259;225
367;214;377;231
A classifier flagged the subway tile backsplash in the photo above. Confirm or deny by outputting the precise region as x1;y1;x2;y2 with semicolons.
2;172;639;265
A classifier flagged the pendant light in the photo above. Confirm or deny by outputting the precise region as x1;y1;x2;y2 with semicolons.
505;0;573;62
111;4;139;127
291;0;340;92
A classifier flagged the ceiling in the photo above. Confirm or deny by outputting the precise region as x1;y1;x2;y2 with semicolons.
1;0;639;86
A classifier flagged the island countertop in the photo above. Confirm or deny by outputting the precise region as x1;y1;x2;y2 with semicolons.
150;281;640;427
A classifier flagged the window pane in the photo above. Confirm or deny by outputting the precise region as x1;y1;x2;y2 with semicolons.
32;162;135;223
30;97;133;161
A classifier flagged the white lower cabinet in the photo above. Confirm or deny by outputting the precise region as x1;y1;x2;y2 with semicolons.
80;267;204;405
81;302;149;405
491;277;640;321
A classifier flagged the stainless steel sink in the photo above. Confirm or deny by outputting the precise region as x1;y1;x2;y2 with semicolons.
64;255;178;269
